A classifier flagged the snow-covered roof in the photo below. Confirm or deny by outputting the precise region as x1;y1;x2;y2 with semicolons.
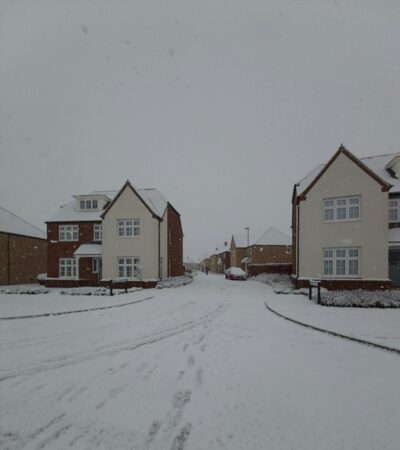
253;227;291;246
0;207;46;239
232;234;250;248
296;151;400;196
139;188;168;218
362;153;400;193
47;185;168;222
74;244;102;257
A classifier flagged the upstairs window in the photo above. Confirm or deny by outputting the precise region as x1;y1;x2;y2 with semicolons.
323;247;360;277
93;224;102;241
59;224;79;241
324;196;360;222
117;219;140;237
389;199;399;223
79;199;98;210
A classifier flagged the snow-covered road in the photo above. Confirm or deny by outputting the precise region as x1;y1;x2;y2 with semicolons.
1;274;400;450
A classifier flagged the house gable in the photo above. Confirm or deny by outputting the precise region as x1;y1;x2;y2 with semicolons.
101;180;162;221
298;145;391;202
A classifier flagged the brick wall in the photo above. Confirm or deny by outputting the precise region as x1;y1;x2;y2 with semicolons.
293;277;391;290
230;247;246;268
247;263;292;277
167;205;184;277
250;245;291;265
0;233;7;285
47;221;100;280
0;232;47;285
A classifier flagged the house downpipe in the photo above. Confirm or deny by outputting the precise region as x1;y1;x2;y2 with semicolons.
158;221;161;280
296;202;300;278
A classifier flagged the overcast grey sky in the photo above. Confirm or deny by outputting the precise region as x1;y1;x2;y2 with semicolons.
1;0;399;260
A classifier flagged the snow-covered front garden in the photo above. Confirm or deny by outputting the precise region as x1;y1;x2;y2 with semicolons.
251;273;400;307
1;273;400;449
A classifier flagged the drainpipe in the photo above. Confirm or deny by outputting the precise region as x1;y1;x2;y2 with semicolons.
158;221;161;280
7;234;10;285
296;202;300;278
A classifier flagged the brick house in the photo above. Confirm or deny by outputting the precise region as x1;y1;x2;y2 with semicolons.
246;227;292;276
45;180;184;288
229;234;248;268
208;243;230;273
0;206;47;285
292;145;400;290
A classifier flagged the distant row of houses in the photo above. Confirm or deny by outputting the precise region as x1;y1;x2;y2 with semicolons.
203;227;292;277
204;145;400;290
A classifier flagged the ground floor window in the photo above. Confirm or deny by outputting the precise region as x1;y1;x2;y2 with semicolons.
59;258;77;278
117;257;140;278
323;247;360;277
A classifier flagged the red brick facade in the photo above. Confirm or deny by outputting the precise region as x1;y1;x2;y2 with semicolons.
247;263;292;277
0;232;47;285
167;204;184;277
293;278;391;291
46;221;100;284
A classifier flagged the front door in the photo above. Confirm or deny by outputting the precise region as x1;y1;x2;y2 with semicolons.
389;248;400;286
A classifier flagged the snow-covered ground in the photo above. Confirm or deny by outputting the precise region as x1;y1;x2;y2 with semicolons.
267;292;400;351
1;274;400;449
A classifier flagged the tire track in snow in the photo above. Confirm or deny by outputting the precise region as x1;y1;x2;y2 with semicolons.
0;301;229;382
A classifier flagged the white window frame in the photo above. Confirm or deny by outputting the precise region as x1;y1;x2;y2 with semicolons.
59;224;79;241
117;219;140;238
389;199;399;223
93;224;102;241
323;196;361;222
79;199;98;210
323;247;360;278
117;257;140;279
59;258;77;278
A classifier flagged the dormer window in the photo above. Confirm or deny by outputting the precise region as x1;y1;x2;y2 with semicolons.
79;199;98;210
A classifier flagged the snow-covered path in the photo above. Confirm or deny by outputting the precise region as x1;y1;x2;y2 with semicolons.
1;274;400;450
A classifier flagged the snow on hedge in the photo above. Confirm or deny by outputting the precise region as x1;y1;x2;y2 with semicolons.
249;273;295;294
59;287;143;296
320;290;400;308
0;286;50;295
251;274;400;308
156;274;193;289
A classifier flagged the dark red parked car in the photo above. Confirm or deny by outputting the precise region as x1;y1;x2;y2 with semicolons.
225;267;247;280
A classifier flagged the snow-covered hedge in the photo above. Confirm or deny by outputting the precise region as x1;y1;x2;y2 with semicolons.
249;273;294;294
156;274;193;289
60;287;143;296
0;286;50;295
320;290;400;308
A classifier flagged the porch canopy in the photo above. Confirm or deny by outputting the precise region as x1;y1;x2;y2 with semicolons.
73;244;102;257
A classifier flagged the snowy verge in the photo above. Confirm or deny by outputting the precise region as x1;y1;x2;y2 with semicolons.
156;274;194;289
266;290;400;350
